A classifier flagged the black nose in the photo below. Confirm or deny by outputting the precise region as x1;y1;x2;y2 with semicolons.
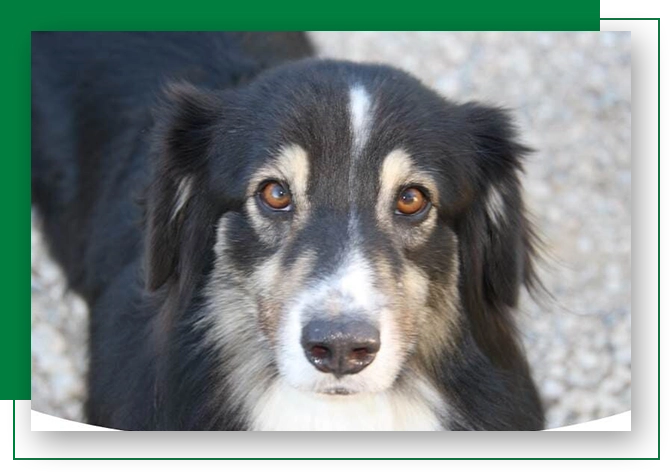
301;319;381;377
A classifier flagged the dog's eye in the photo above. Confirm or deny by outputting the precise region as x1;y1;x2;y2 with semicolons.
259;181;292;211
396;187;429;216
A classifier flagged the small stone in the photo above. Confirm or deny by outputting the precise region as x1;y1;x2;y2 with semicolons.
542;379;565;401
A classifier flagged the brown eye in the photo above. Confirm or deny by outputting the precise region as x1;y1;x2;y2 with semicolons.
396;187;428;215
259;181;292;211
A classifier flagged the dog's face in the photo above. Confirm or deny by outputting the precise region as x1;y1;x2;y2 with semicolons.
231;144;456;396
146;60;533;400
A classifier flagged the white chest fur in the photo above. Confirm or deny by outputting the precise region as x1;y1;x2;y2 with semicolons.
249;379;445;431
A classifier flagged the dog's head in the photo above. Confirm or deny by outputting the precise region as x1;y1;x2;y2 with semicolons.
145;60;535;398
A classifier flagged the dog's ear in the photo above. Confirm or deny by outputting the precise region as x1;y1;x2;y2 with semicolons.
455;103;539;369
145;83;222;291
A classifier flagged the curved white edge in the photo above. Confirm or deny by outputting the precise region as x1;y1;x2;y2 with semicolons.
546;411;631;431
31;409;630;432
31;409;118;431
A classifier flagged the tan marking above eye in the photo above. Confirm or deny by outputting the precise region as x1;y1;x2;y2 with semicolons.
259;181;292;210
396;187;428;215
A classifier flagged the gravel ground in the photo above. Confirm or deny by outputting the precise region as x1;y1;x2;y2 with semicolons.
30;31;631;429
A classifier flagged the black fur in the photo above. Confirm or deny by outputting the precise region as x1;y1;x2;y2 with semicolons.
32;32;544;430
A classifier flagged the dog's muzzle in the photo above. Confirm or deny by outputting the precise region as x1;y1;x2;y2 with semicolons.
301;319;380;377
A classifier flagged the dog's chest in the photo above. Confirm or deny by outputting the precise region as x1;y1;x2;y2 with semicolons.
248;381;444;431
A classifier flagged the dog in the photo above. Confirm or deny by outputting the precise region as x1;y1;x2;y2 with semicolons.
31;32;544;430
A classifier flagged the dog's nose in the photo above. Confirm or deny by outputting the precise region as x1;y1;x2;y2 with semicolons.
301;319;381;377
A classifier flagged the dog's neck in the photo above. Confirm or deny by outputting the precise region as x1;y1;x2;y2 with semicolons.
248;377;446;431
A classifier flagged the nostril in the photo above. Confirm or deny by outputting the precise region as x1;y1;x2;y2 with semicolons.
351;347;371;361
309;345;330;360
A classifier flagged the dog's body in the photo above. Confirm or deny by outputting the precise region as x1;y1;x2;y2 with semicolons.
32;32;544;431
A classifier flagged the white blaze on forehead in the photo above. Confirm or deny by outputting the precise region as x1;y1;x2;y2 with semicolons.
485;185;506;226
348;85;374;241
349;85;373;158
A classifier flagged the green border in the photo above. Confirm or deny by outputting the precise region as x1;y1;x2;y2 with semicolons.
19;1;599;31
3;0;600;405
